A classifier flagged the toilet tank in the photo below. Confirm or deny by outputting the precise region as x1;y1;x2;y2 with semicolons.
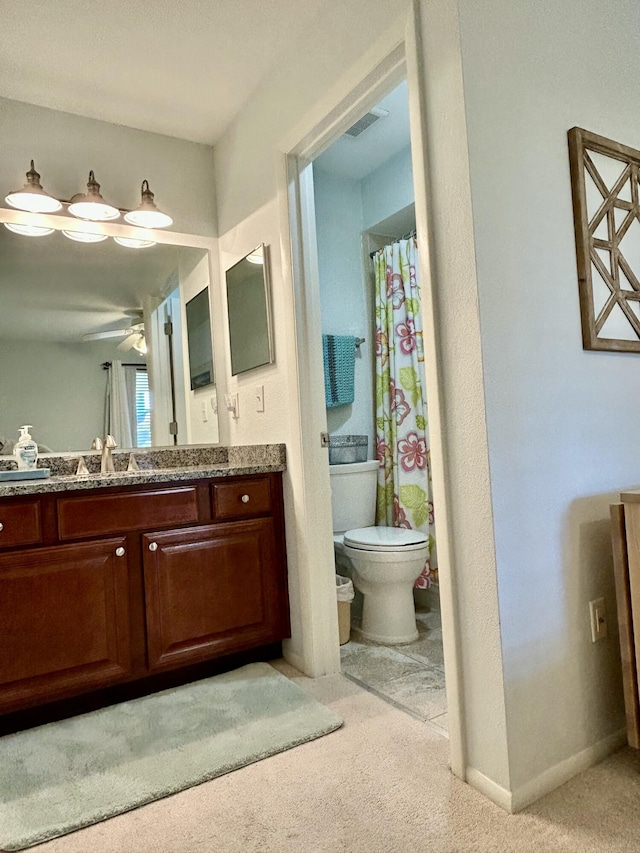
329;459;379;533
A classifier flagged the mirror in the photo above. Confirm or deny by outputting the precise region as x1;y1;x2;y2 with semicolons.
0;213;216;453
186;287;214;390
225;243;274;375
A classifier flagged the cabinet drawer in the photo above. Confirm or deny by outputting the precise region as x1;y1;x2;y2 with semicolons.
212;478;272;519
57;487;199;539
0;500;42;549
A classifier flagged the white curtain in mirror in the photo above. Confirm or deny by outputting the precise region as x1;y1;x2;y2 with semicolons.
104;361;135;448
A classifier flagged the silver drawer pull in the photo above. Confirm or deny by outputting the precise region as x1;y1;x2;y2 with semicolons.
148;541;158;552
0;522;3;532
115;546;125;557
241;494;250;504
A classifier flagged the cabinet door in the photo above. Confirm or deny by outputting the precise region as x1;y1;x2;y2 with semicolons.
143;520;289;671
0;538;131;711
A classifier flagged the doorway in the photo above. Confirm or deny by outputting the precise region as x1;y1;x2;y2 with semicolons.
309;78;447;733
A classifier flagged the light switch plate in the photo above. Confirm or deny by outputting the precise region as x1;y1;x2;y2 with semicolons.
255;385;264;412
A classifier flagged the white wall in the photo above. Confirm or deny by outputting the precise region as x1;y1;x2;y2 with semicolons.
0;338;127;452
313;167;374;449
361;145;414;232
213;0;511;801
457;0;634;802
0;97;216;235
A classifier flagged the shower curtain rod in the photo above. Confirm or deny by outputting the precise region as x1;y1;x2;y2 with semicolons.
369;229;417;259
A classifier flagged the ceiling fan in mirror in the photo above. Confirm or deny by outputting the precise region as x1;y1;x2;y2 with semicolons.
83;318;147;354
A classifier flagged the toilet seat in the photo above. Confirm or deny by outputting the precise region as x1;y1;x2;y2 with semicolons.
343;526;428;553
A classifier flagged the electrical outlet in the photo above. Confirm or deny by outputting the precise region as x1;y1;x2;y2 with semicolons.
255;385;264;412
589;597;608;642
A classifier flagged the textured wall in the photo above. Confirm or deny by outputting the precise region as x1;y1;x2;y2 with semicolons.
458;0;634;800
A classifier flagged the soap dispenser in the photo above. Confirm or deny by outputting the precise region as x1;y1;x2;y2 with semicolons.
13;425;38;470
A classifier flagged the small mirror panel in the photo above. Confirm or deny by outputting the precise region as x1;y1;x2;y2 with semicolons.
225;244;274;376
185;287;214;390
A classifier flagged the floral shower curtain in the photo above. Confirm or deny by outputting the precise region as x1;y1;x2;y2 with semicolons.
374;236;437;588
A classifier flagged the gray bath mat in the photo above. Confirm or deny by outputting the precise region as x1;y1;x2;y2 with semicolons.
0;662;343;850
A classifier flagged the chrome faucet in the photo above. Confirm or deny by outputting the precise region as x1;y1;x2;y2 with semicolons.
100;435;117;474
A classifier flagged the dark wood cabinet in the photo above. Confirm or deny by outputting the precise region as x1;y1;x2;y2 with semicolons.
0;472;289;716
0;538;131;710
143;518;286;671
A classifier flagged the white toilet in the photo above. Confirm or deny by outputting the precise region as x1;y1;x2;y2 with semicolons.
330;460;429;644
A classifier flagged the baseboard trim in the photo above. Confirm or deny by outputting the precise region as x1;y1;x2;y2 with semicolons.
281;646;306;675
509;726;627;812
466;726;627;813
465;767;513;812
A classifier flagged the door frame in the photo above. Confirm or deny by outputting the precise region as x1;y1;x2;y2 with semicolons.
277;4;465;779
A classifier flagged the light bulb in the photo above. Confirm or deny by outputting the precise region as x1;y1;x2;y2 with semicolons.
4;222;54;237
62;229;108;243
113;236;156;249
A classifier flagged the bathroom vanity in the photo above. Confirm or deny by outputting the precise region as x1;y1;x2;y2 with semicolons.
0;445;290;719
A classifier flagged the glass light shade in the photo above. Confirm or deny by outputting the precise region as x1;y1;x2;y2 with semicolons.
124;180;172;228
113;236;156;249
62;229;108;243
246;251;264;265
5;161;62;213
68;171;120;221
4;222;55;237
133;333;148;354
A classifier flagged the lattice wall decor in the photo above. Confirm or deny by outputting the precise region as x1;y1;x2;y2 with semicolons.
568;127;640;352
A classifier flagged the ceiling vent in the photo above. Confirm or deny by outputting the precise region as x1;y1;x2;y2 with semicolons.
343;107;389;139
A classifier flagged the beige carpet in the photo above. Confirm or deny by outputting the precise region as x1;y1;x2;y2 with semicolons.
32;661;640;853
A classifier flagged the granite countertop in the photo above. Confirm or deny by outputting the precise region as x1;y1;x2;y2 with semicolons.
0;444;286;497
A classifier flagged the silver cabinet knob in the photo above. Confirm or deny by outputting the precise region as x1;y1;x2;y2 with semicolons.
115;546;125;557
241;494;250;504
0;522;4;532
148;541;158;552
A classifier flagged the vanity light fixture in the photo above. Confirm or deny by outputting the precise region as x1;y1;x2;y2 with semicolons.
113;236;156;249
5;161;62;214
68;171;120;221
124;180;173;228
5;164;173;236
4;222;55;237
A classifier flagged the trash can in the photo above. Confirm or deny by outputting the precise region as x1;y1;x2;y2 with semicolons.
336;575;355;645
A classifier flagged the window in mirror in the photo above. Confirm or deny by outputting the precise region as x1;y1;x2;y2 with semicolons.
185;287;215;390
225;244;274;376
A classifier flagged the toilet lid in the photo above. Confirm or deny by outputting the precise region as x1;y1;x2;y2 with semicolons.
343;526;429;552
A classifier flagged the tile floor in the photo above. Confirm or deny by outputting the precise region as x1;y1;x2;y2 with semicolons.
340;605;448;734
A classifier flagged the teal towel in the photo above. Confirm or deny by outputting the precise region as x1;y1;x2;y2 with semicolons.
323;334;357;407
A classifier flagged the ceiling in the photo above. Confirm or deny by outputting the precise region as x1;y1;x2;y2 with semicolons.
0;0;328;145
1;2;410;177
314;81;411;180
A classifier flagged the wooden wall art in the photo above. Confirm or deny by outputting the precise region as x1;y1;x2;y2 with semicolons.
569;127;640;352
